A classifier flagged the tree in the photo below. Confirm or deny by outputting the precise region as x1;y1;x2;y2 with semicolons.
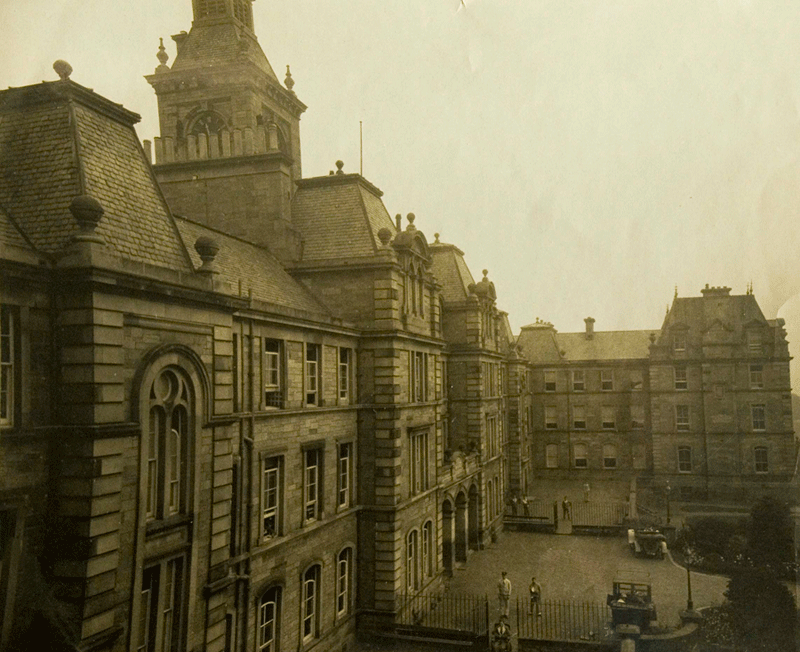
747;496;794;571
724;568;797;652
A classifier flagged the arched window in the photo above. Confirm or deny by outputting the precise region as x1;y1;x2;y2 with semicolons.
406;530;419;592
258;587;281;652
336;548;352;616
147;367;192;520
422;521;434;578
302;565;320;641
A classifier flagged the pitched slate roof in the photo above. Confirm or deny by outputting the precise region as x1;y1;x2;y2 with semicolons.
0;205;34;251
0;80;193;271
292;174;397;262
429;241;476;303
554;330;653;361
663;291;766;334
171;23;277;80
518;324;653;363
176;217;331;316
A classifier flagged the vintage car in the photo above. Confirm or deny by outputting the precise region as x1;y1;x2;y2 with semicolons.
607;572;657;630
627;528;668;559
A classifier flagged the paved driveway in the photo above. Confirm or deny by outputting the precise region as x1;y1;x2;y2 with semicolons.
448;531;728;627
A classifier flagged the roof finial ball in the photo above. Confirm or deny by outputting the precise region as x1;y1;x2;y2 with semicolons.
156;38;170;72
53;60;73;81
194;236;220;274
434;233;440;244
335;160;344;175
483;269;489;279
284;65;295;93
69;194;104;243
406;213;416;230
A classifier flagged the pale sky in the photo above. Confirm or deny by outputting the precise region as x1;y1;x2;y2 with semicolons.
5;0;800;383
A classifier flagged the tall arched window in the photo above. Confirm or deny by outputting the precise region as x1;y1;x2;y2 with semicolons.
336;548;352;616
422;521;433;578
406;530;419;592
147;368;192;520
302;565;320;642
258;587;281;652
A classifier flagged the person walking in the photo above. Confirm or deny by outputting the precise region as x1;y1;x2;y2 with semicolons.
497;571;512;617
562;496;572;520
528;577;542;616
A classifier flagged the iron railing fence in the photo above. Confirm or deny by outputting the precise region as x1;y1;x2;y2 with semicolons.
515;596;613;642
396;592;489;635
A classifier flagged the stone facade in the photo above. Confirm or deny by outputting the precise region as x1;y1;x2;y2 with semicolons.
0;1;526;650
520;287;796;503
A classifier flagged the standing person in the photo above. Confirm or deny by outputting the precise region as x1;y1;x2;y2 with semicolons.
497;571;512;617
562;496;572;520
521;495;530;517
511;495;519;516
528;577;542;616
583;482;590;502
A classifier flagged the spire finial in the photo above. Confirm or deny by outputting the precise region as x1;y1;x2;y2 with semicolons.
434;233;440;244
284;65;295;93
482;269;489;279
53;60;72;81
156;38;170;72
335;160;344;175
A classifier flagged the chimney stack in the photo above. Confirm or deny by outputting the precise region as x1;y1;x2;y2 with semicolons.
584;317;595;339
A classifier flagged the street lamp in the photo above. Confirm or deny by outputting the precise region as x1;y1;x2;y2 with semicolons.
665;481;671;525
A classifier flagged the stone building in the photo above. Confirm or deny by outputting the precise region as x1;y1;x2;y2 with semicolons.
519;286;795;502
0;1;525;650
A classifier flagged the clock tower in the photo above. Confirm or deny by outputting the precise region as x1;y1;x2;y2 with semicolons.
146;0;306;261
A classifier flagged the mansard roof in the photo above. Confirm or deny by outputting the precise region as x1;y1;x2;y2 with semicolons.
429;239;476;303
175;217;332;316
0;79;193;272
292;172;397;263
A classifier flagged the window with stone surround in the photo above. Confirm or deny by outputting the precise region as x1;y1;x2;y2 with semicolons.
338;347;352;403
422;521;434;578
301;565;321;642
336;548;352;616
751;404;766;431
573;443;588;468
337;442;352;509
601;370;614;391
195;0;226;19
304;448;321;522
545;443;559;468
545;406;558;430
573;405;586;430
258;586;281;652
146;368;192;521
749;364;764;389
747;331;762;356
677;446;692;473
261;456;281;539
264;339;283;408
631;404;645;429
410;429;429;494
136;555;186;652
601;406;616;430
603;444;617;469
674;366;687;390
754;446;769;474
544;370;556;392
572;370;585;392
673;334;686;353
0;306;15;428
410;351;427;402
305;344;320;407
406;529;419;592
676;405;690;432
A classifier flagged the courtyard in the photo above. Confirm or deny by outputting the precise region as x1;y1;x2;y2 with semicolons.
448;530;729;629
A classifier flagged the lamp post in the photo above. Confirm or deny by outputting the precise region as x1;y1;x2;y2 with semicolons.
686;566;694;611
665;481;671;525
